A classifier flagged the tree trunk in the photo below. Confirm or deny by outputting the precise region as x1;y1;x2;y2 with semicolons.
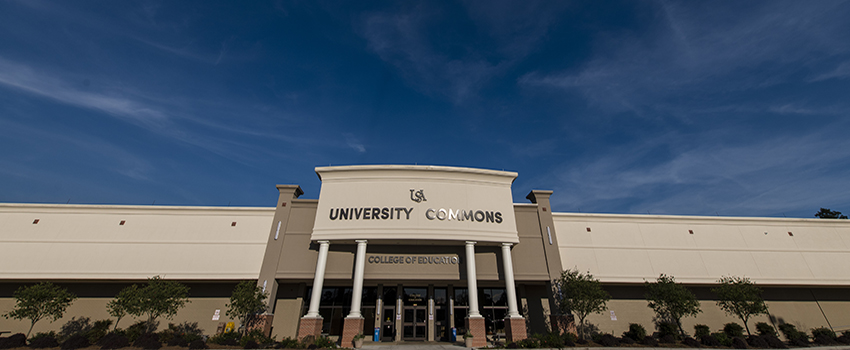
676;318;685;338
27;321;36;337
743;318;751;336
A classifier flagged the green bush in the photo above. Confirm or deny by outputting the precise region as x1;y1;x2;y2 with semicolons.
29;331;57;343
811;327;836;339
240;329;275;347
656;322;679;340
208;331;241;346
778;324;808;343
694;324;710;338
755;322;775;337
126;320;158;342
278;337;303;349
623;323;647;341
724;323;745;338
712;332;733;347
86;319;112;344
310;336;336;349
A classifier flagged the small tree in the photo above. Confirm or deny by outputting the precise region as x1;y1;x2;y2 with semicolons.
137;276;190;327
815;208;848;219
225;281;268;335
2;282;77;336
645;274;701;337
106;284;141;330
712;276;768;336
553;269;610;339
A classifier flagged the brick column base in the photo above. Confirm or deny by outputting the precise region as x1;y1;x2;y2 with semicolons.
249;314;274;337
297;317;323;341
340;317;364;347
504;317;527;342
465;317;487;348
549;314;576;336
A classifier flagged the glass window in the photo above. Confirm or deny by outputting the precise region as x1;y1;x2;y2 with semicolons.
454;288;468;306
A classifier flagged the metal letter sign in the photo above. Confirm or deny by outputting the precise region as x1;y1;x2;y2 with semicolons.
409;189;426;203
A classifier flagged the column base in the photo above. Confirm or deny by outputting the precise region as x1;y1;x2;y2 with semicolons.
549;314;577;336
504;317;527;342
465;316;487;348
341;317;364;347
297;316;323;341
248;314;274;337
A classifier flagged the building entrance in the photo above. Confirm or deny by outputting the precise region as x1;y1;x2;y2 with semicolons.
402;287;428;341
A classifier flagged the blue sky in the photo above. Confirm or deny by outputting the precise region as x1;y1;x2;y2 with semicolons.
1;1;850;218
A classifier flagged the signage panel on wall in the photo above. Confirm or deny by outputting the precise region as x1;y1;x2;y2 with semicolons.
311;165;519;243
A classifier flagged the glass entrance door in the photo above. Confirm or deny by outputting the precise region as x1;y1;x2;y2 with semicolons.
402;287;428;341
403;306;427;340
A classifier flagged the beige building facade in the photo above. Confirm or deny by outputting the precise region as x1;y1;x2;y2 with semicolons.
2;165;849;344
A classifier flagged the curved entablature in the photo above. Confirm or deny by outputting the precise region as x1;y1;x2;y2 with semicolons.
312;165;519;244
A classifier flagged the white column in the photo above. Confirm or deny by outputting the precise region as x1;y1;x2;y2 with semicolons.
465;241;482;317
305;241;330;318
502;243;521;318
347;240;368;318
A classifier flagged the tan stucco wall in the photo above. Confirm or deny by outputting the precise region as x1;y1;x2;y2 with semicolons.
0;204;273;280
554;213;850;285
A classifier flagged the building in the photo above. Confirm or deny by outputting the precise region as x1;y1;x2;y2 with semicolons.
2;165;850;345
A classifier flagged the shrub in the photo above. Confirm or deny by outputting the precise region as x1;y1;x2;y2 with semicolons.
278;337;302;349
0;334;27;349
168;336;189;347
755;322;775;337
701;335;720;347
598;334;619;347
811;327;836;341
208;331;240;346
732;337;748;349
657;322;680;340
713;332;733;347
60;334;90;350
660;334;677;344
86;319;112;344
563;332;578;344
244;340;259;349
59;317;92;341
98;332;130;349
133;332;162;349
126;320;158;342
837;335;850;345
28;331;57;343
682;336;699;347
620;336;635;345
642;336;658;346
777;324;808;345
29;335;60;349
762;335;787;349
747;335;768;348
576;338;588;345
813;333;837;345
725;323;745;338
623;323;646;341
517;338;539;348
189;339;208;349
311;336;336;349
694;324;710;339
240;329;275;347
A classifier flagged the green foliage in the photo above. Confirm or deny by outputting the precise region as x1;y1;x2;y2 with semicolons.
623;323;647;341
226;281;268;335
29;331;58;343
712;332;733;347
645;274;701;337
208;331;241;345
553;269;610;339
278;337;303;349
694;324;710;339
239;329;275;347
2;282;77;337
125;320;157;342
778;324;808;343
109;276;190;330
712;276;769;336
656;322;680;340
815;208;848;219
811;327;836;340
755;322;776;337
107;284;140;330
724;323;745;338
310;335;337;349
